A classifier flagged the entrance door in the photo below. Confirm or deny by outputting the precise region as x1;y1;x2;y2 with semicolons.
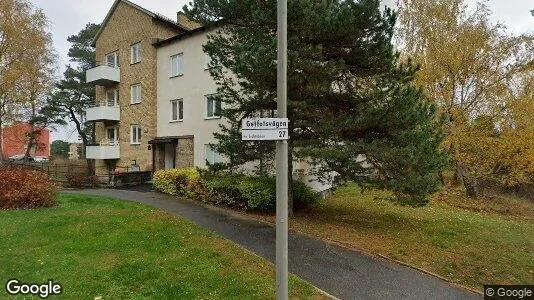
164;144;174;169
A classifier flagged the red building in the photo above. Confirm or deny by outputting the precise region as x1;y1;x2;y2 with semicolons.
1;122;50;158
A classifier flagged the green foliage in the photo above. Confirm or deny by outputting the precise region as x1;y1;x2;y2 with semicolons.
0;166;57;209
41;23;100;154
153;168;202;197
292;180;321;210
237;176;276;212
200;171;246;208
184;0;447;206
51;140;70;158
153;168;319;212
199;170;318;212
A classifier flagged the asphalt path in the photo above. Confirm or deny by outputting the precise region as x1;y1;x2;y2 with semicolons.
71;186;481;300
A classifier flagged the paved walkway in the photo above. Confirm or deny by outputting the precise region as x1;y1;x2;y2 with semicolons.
71;187;481;300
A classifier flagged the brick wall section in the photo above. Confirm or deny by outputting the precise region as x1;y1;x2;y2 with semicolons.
93;2;183;171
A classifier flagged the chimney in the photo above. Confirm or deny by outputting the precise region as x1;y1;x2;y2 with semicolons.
177;12;202;30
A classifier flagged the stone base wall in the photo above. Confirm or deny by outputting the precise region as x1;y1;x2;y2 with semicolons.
176;137;194;168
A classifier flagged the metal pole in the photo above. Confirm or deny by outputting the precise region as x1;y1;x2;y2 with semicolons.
276;0;289;299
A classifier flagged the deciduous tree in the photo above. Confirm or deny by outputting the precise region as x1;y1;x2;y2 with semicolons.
0;0;51;160
396;0;534;196
51;140;70;158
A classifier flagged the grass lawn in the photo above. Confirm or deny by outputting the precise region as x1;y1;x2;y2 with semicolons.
249;185;534;291
0;193;323;299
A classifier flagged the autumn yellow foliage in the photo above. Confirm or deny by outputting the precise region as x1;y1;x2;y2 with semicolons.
397;0;534;194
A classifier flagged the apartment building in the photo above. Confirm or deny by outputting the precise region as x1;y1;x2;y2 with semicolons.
84;0;197;172
153;28;334;194
84;1;333;193
152;27;223;170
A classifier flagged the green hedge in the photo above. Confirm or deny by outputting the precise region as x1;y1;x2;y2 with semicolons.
153;168;319;212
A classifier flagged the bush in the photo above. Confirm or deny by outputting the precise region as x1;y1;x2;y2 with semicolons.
153;168;203;197
0;166;57;209
199;171;247;208
154;169;320;212
238;176;276;212
200;171;319;212
292;180;321;210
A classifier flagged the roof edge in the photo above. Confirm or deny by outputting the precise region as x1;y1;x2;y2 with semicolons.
153;21;222;48
91;0;189;47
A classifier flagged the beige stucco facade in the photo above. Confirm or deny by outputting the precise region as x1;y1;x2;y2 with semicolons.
155;28;226;168
90;0;185;171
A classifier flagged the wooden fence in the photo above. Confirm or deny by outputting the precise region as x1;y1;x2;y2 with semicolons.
0;160;151;187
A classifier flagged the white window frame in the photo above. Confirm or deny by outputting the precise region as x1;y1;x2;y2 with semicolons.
105;126;119;144
170;53;184;77
130;125;141;145
130;84;141;104
204;52;212;70
130;42;142;64
170;99;184;122
106;51;119;68
205;94;222;119
106;89;119;107
205;144;222;165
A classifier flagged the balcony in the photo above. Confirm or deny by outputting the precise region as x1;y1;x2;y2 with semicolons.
86;102;120;122
86;141;120;160
86;65;120;86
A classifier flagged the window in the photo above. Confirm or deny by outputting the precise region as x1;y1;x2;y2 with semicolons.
106;127;118;144
170;99;183;122
130;125;141;145
206;94;222;118
205;145;222;165
205;53;212;69
106;89;119;106
106;51;119;68
130;42;142;64
130;84;141;104
170;54;184;77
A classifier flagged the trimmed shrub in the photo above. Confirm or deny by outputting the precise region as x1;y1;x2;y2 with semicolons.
292;180;321;210
154;168;320;212
199;171;319;212
238;176;276;212
0;166;57;209
153;168;203;197
200;171;247;208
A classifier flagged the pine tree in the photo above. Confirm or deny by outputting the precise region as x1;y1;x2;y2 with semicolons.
41;23;100;174
184;0;447;207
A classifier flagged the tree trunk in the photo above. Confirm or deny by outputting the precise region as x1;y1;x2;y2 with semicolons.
24;98;38;160
69;108;95;176
458;164;481;197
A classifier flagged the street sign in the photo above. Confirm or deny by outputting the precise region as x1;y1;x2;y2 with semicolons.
241;118;289;141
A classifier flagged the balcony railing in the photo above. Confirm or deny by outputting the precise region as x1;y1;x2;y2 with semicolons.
86;65;120;86
86;140;120;160
85;101;120;122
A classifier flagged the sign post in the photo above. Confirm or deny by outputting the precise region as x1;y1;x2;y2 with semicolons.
276;0;289;299
241;1;288;298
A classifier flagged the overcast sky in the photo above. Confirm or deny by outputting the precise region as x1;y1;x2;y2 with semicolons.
29;0;533;142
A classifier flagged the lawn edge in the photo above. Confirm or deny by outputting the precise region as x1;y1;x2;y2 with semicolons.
59;191;336;299
198;202;484;296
